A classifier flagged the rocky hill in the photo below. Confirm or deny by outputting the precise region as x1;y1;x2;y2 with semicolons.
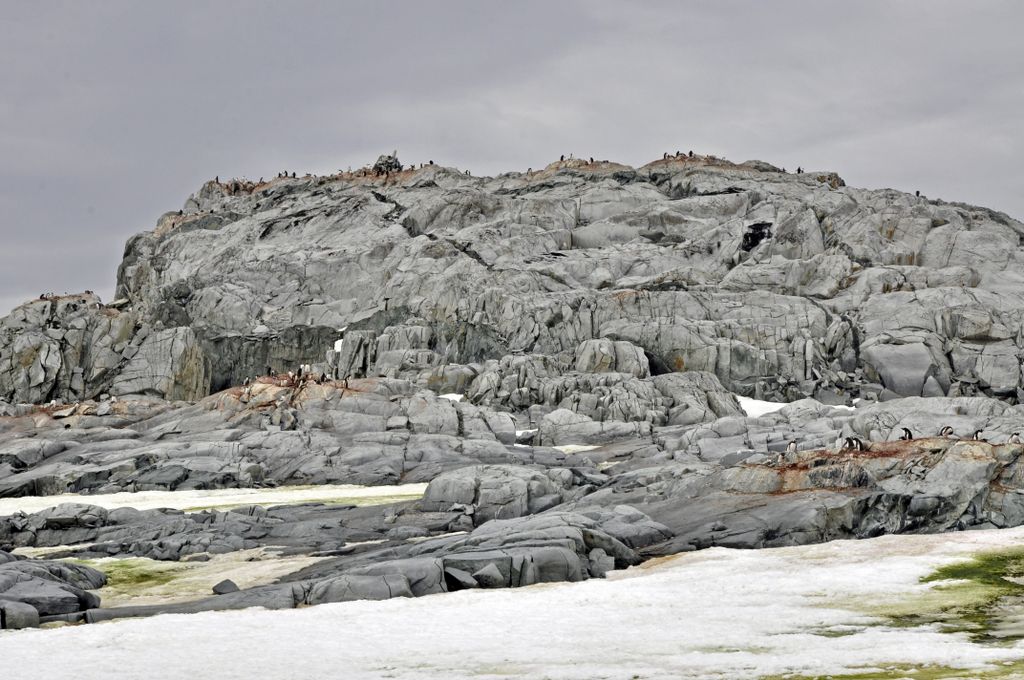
3;152;1024;627
5;153;1023;408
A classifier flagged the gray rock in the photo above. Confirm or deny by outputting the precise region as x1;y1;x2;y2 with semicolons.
0;599;40;629
212;579;239;595
471;562;505;588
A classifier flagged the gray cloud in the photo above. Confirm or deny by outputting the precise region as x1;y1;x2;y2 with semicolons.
2;0;1022;314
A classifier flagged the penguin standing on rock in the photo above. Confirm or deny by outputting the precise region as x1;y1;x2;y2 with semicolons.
899;427;913;441
786;440;798;454
972;429;986;442
939;425;955;438
843;437;866;452
1010;433;1022;444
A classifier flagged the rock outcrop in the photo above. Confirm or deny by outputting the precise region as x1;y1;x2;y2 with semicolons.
2;152;1024;626
5;155;1021;407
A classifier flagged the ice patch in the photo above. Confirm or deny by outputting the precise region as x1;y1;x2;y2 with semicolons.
0;483;428;516
6;528;1024;678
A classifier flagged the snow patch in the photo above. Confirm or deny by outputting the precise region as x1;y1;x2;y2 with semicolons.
0;483;428;516
6;528;1024;678
736;395;788;418
553;444;600;454
438;393;464;402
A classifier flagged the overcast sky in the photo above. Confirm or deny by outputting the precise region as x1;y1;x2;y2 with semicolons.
2;1;1022;315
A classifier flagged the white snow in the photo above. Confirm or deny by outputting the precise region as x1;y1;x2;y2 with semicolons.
735;395;788;418
8;527;1024;679
736;395;857;417
437;393;464;402
0;483;428;516
553;444;600;454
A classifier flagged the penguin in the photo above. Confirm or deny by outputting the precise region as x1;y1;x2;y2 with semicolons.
291;172;296;178
972;429;985;441
899;427;913;441
939;425;955;438
243;377;251;387
915;190;920;197
841;437;866;452
796;167;803;174
429;160;434;165
319;372;328;383
786;440;797;454
589;157;594;163
215;175;219;183
663;152;668;159
1011;433;1022;444
688;150;694;157
560;154;565;161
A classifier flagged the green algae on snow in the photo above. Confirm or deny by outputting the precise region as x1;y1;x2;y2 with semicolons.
760;658;1024;680
870;545;1024;642
74;557;190;596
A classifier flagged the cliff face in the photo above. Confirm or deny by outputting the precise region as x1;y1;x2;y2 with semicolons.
3;154;1024;408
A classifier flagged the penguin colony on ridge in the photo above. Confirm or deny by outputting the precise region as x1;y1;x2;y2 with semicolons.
778;423;1022;465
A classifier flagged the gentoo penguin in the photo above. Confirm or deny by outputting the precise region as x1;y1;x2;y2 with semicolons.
939;425;955;438
972;429;985;441
786;440;798;454
560;154;565;161
915;190;920;197
899;427;913;441
843;437;866;452
1010;433;1022;444
688;150;694;157
243;377;251;387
